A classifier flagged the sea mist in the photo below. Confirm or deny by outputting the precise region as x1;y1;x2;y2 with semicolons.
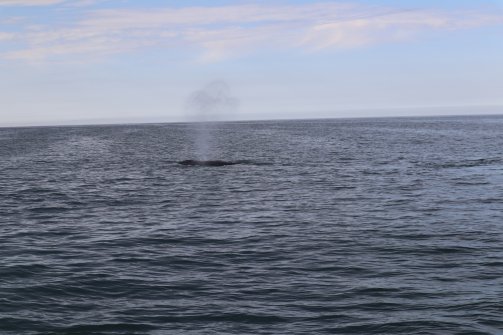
185;81;238;161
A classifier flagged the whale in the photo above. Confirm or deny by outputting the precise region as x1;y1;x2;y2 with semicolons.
178;159;239;167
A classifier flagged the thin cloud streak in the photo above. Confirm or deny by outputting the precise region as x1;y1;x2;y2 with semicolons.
0;0;66;6
2;2;503;62
0;32;15;40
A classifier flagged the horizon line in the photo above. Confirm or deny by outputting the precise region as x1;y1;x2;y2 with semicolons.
2;108;502;129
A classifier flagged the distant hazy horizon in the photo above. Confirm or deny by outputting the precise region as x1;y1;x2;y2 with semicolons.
1;105;502;128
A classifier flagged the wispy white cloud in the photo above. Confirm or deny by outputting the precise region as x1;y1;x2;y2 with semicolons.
2;2;503;62
0;0;103;7
66;0;108;8
0;32;15;40
0;0;66;6
300;9;503;50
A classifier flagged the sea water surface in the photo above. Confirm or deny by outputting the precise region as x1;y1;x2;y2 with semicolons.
1;115;502;334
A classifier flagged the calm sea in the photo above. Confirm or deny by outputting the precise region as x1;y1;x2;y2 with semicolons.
1;115;502;334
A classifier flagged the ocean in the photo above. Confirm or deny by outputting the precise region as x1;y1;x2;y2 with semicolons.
1;115;502;334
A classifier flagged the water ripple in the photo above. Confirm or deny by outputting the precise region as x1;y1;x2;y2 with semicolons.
1;116;503;334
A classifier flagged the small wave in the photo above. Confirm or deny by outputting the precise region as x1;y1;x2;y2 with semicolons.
425;157;501;169
28;206;72;213
141;313;287;324
55;323;157;333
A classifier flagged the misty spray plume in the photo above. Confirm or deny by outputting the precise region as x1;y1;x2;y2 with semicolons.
185;81;238;160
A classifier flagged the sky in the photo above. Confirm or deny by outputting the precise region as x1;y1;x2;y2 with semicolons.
1;0;502;126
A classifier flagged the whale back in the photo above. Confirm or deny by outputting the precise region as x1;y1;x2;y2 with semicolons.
178;160;238;167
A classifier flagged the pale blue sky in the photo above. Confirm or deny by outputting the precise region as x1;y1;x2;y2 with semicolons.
1;0;502;126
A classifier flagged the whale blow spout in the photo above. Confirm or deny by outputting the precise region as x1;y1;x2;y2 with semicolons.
178;159;239;167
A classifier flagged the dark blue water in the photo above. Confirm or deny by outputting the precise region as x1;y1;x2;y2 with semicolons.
1;115;502;334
